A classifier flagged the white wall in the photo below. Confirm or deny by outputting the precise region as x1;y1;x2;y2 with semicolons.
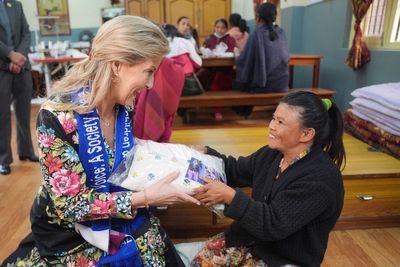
281;0;326;9
231;0;254;20
20;0;113;30
19;0;312;31
231;0;320;20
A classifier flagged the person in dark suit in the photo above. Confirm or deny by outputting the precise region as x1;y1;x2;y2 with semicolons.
0;0;38;175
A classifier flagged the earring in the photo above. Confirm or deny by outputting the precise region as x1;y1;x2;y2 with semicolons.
112;75;120;83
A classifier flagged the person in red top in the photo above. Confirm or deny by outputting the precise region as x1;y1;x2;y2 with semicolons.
203;18;237;53
198;18;237;120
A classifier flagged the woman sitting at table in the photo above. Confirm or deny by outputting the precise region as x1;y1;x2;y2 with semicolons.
198;18;237;91
163;24;201;77
228;13;249;52
176;16;198;49
197;18;237;120
203;18;237;54
234;2;289;94
191;91;345;266
163;24;203;97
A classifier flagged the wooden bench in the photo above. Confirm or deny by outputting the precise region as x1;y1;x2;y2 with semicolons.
179;88;336;122
179;88;334;109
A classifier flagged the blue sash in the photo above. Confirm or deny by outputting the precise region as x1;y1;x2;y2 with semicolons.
75;105;146;267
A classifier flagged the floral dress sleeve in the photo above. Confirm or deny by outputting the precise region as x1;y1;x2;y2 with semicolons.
36;108;136;223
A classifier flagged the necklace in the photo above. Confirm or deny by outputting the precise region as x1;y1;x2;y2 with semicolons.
99;117;112;128
275;148;310;180
98;106;117;128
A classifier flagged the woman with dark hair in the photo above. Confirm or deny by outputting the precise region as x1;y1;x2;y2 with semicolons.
203;18;237;53
176;16;198;48
191;91;346;266
198;18;237;119
163;24;202;77
228;13;249;51
234;2;289;94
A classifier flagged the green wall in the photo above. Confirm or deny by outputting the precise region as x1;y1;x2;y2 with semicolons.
281;0;400;110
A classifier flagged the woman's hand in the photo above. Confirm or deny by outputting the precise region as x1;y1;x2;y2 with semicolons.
192;177;236;207
144;170;200;206
190;145;207;154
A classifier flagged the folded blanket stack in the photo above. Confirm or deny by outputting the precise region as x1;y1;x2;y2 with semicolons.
344;82;400;159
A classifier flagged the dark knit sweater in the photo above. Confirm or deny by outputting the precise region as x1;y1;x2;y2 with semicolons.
207;145;344;267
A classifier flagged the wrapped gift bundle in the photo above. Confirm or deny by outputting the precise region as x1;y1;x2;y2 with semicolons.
108;139;227;215
109;139;226;216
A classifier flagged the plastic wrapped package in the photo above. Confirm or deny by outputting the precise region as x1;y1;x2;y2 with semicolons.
108;138;227;217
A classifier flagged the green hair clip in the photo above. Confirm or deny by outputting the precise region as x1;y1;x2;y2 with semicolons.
322;98;332;110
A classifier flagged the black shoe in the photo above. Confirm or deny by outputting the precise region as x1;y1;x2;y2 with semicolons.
0;164;11;175
19;155;39;162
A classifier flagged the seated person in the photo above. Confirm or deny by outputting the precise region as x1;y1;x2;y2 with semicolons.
203;18;237;54
2;16;199;267
134;57;185;142
197;18;237;120
163;24;203;98
163;24;202;77
234;3;289;93
198;18;237;92
176;16;198;49
191;91;345;266
228;13;249;52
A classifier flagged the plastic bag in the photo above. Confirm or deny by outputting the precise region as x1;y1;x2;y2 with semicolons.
214;42;228;54
108;138;227;217
200;46;234;58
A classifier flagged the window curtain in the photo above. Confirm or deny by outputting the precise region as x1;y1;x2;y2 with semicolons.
346;0;373;70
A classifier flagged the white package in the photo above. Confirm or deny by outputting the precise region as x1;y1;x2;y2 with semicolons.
108;139;227;216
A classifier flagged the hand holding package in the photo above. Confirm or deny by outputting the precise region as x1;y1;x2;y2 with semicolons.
109;139;226;196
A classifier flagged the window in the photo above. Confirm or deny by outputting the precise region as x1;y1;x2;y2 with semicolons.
350;0;400;49
390;1;400;42
364;0;387;37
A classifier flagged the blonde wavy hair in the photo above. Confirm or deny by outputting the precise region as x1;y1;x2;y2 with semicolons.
48;15;169;113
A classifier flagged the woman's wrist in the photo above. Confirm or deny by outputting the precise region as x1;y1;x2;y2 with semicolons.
224;187;236;205
131;191;147;209
143;189;149;209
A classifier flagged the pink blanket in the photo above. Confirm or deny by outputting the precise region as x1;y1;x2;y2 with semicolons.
134;58;185;142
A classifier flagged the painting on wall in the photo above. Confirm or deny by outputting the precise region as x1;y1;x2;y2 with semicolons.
36;0;71;36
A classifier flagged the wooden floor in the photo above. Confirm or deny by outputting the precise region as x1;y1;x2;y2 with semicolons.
0;105;399;266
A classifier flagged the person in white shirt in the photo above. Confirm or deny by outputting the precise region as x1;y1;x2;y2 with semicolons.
176;16;198;49
163;24;201;76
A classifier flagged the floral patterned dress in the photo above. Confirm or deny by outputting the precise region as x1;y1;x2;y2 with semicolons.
7;106;168;267
191;233;267;267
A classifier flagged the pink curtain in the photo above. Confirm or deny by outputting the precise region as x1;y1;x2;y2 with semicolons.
346;0;373;70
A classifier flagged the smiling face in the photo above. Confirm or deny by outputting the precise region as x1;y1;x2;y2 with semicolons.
177;18;191;34
268;103;314;156
110;58;162;105
215;21;227;36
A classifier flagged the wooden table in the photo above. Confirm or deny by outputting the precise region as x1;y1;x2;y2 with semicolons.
201;57;235;67
33;56;86;96
201;54;322;88
288;55;321;88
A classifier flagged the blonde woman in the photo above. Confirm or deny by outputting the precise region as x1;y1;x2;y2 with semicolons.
3;16;198;267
